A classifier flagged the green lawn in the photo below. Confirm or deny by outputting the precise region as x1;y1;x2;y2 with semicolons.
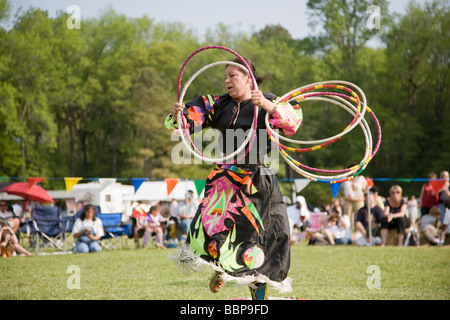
1;243;449;300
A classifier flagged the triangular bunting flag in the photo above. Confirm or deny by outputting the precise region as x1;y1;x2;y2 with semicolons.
293;179;311;193
330;182;342;199
366;177;374;188
429;179;446;193
193;180;206;197
64;177;82;193
28;177;45;188
132;178;148;194
165;178;180;196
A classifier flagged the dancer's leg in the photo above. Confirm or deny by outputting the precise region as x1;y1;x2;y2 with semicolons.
249;282;268;300
209;271;224;293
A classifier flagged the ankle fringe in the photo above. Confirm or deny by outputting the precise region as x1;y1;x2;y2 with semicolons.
168;244;293;294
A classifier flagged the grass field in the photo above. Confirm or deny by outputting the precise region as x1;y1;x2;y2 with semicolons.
1;242;449;300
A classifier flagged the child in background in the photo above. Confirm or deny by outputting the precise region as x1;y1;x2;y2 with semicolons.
419;206;441;245
143;205;166;249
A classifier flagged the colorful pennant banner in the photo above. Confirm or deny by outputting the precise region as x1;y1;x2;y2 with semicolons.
28;177;45;188
1;176;448;203
132;178;148;194
193;180;206;197
330;182;342;199
164;178;180;196
429;179;446;193
64;177;82;193
293;179;311;193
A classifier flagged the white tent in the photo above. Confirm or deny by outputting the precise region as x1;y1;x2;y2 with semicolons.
69;179;134;213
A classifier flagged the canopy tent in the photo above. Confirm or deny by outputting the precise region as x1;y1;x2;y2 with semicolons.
68;179;134;213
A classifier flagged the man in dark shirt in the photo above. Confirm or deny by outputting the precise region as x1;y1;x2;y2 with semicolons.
354;192;385;246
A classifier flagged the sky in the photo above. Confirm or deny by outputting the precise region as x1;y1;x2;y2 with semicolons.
4;0;420;40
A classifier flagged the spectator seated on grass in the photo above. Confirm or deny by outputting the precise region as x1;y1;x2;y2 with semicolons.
308;206;351;245
354;192;385;246
439;198;450;245
380;185;410;246
322;206;352;245
418;206;441;245
0;225;33;257
72;204;104;253
143;205;166;249
131;201;149;248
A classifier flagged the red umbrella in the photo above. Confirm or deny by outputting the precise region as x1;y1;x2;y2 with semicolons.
2;182;54;203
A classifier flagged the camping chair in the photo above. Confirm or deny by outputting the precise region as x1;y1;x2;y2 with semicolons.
97;213;129;250
19;218;35;250
61;214;77;252
31;206;66;254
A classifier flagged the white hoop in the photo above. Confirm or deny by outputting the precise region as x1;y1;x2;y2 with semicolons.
265;80;380;183
270;95;373;181
272;80;367;145
177;61;259;164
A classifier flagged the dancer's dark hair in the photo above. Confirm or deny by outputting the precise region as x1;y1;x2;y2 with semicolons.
227;57;266;85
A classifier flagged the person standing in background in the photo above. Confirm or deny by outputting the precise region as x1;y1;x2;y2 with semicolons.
437;171;449;224
419;172;439;217
341;163;368;233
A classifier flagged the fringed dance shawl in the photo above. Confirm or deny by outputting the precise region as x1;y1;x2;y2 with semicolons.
166;93;301;292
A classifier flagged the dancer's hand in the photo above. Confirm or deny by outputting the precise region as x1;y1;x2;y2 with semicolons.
171;102;185;119
252;90;275;114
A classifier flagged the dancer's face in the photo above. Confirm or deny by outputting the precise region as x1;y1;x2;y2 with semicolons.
225;65;251;102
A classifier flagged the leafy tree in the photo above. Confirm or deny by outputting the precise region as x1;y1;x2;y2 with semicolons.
307;0;390;79
0;7;58;178
381;0;449;177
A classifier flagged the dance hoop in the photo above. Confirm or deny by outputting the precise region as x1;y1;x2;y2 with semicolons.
177;46;258;164
273;81;367;145
266;81;381;184
175;47;381;180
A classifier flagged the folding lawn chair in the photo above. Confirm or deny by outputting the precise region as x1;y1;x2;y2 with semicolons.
61;214;77;252
97;213;129;250
31;206;67;254
19;218;35;250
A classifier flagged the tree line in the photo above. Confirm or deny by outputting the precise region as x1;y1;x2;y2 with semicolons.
0;0;448;204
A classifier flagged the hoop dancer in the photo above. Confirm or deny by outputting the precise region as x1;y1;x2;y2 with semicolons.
165;52;302;299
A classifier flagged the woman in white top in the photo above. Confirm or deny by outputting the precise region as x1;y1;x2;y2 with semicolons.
72;204;104;253
323;206;352;245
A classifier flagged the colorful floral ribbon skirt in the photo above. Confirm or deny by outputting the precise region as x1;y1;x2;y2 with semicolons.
176;165;292;292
